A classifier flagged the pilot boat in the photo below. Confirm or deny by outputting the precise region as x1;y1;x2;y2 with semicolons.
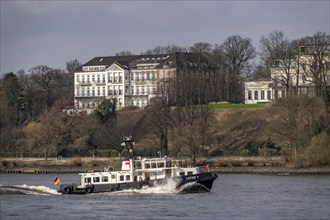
57;137;218;194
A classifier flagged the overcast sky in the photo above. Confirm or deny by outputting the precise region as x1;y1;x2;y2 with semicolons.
1;0;329;74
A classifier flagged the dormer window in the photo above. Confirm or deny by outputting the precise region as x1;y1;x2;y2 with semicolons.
274;60;280;67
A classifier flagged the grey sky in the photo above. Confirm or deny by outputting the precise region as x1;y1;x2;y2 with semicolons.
1;0;329;74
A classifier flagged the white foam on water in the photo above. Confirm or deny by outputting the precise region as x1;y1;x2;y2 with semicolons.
120;179;181;194
0;184;61;195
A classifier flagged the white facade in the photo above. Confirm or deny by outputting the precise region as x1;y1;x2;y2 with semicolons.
244;81;273;104
73;55;170;113
129;59;162;108
74;63;127;113
245;45;330;104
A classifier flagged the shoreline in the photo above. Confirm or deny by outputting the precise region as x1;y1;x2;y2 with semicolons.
1;157;329;175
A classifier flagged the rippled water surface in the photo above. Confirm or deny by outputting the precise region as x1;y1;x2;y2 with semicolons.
0;173;329;220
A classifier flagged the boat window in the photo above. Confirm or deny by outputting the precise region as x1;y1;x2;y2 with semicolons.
120;175;124;181
93;177;100;183
187;171;193;175
85;177;91;183
158;162;164;168
126;175;130;181
102;176;109;182
179;172;185;176
151;163;156;168
145;163;150;169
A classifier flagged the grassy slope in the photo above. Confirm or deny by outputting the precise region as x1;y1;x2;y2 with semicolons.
208;103;269;110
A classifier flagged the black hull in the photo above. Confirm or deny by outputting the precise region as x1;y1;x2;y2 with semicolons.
58;172;218;194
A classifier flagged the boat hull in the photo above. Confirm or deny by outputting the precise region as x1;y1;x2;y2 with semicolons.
58;172;218;194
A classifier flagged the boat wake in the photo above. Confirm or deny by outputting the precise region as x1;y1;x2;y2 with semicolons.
119;180;198;194
0;184;61;195
136;179;179;194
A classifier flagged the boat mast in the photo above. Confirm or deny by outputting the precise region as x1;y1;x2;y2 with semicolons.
123;135;135;180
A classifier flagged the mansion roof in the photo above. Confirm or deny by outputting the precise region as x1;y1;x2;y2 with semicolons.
75;52;211;72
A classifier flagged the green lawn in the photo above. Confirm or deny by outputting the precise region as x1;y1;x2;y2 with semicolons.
208;103;269;110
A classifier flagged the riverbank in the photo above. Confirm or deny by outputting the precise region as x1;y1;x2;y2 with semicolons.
1;157;329;174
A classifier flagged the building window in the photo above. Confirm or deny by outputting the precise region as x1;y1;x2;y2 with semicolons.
274;60;280;67
261;90;265;100
92;75;95;82
248;91;252;100
97;87;100;96
267;90;271;100
254;91;258;100
87;75;90;83
102;87;105;96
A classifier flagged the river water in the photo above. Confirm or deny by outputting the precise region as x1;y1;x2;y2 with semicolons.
0;173;329;220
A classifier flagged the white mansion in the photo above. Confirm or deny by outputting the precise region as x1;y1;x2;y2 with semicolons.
245;45;330;104
73;53;204;113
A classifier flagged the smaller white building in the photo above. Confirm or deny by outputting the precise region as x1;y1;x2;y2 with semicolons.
244;80;273;104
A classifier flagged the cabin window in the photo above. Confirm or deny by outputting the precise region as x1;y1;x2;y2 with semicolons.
85;177;91;183
187;171;193;175
93;177;100;183
102;176;109;182
120;176;124;181
179;172;185;176
134;161;142;169
126;175;130;181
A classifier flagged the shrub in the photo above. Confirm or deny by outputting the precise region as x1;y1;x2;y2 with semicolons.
209;149;223;157
69;156;82;166
240;149;251;156
258;148;278;157
304;132;330;165
1;160;9;167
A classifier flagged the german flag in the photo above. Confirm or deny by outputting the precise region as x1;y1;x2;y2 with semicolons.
54;177;60;185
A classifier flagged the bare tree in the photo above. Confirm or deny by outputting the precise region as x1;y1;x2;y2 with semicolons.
269;96;327;157
146;96;172;157
189;42;213;58
23;108;63;159
66;59;82;102
220;35;256;102
142;44;187;55
171;104;213;164
260;30;298;97
29;65;62;108
298;32;330;105
115;51;134;56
